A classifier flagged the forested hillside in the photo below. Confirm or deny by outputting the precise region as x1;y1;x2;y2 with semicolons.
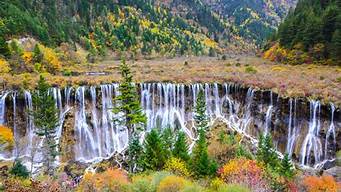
264;0;341;65
0;0;231;59
203;0;297;44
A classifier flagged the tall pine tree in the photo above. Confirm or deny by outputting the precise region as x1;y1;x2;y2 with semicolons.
142;129;166;171
194;90;209;132
31;75;59;176
172;131;190;162
190;89;217;178
113;59;146;137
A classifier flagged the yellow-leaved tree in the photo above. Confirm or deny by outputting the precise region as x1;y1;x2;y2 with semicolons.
0;125;14;150
37;44;62;74
0;58;10;73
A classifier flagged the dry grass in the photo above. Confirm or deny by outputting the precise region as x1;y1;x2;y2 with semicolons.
1;56;340;106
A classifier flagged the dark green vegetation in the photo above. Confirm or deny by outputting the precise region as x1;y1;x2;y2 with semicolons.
204;0;297;44
266;0;341;65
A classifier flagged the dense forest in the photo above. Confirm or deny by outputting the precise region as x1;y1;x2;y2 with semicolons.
0;0;224;58
264;0;341;65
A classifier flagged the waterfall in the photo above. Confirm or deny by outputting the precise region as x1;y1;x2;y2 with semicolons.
74;87;97;162
0;92;9;125
324;104;336;159
300;100;323;166
286;98;298;157
264;105;273;135
0;83;339;169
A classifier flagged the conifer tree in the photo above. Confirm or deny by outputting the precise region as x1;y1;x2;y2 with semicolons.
191;129;217;178
280;153;295;179
31;75;59;176
142;129;166;171
172;131;190;162
257;134;280;169
194;90;209;132
161;127;174;159
113;59;146;137
127;135;143;173
191;90;217;178
331;29;341;64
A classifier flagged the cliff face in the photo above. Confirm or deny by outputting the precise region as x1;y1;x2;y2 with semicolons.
0;83;340;170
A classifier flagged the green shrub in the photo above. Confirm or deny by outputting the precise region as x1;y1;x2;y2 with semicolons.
151;171;172;188
9;161;29;178
130;177;154;192
336;77;341;83
245;66;257;74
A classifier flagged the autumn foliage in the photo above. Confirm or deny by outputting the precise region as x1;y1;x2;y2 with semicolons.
77;168;129;192
0;125;14;150
0;58;10;73
303;175;340;192
164;157;190;177
218;158;271;191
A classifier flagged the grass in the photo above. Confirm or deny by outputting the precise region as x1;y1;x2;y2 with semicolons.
0;56;340;106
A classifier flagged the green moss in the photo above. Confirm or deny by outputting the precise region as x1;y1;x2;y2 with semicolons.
245;66;257;74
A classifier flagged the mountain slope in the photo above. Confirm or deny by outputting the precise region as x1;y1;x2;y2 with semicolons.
203;0;297;44
0;0;230;59
263;0;341;65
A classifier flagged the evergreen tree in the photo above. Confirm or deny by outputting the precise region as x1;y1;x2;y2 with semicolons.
190;129;217;178
127;135;144;173
9;160;29;178
257;134;280;170
194;90;209;132
331;29;341;64
161;127;174;159
172;131;190;162
191;90;217;178
113;59;146;137
142;129;166;171
33;44;43;63
280;153;295;179
31;75;59;176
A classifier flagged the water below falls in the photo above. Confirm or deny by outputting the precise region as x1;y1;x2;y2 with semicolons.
0;83;340;169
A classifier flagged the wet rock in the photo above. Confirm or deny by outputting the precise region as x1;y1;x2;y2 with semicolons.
63;161;88;179
323;166;341;182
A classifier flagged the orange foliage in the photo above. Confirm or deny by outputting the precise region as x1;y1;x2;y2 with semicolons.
0;125;14;149
218;158;271;191
263;42;287;62
303;175;340;192
77;168;129;192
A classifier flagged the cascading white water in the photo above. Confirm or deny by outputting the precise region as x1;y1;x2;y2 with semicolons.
0;83;339;170
264;106;273;135
0;92;9;125
74;87;98;162
324;104;336;159
286;98;298;158
300;100;323;166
